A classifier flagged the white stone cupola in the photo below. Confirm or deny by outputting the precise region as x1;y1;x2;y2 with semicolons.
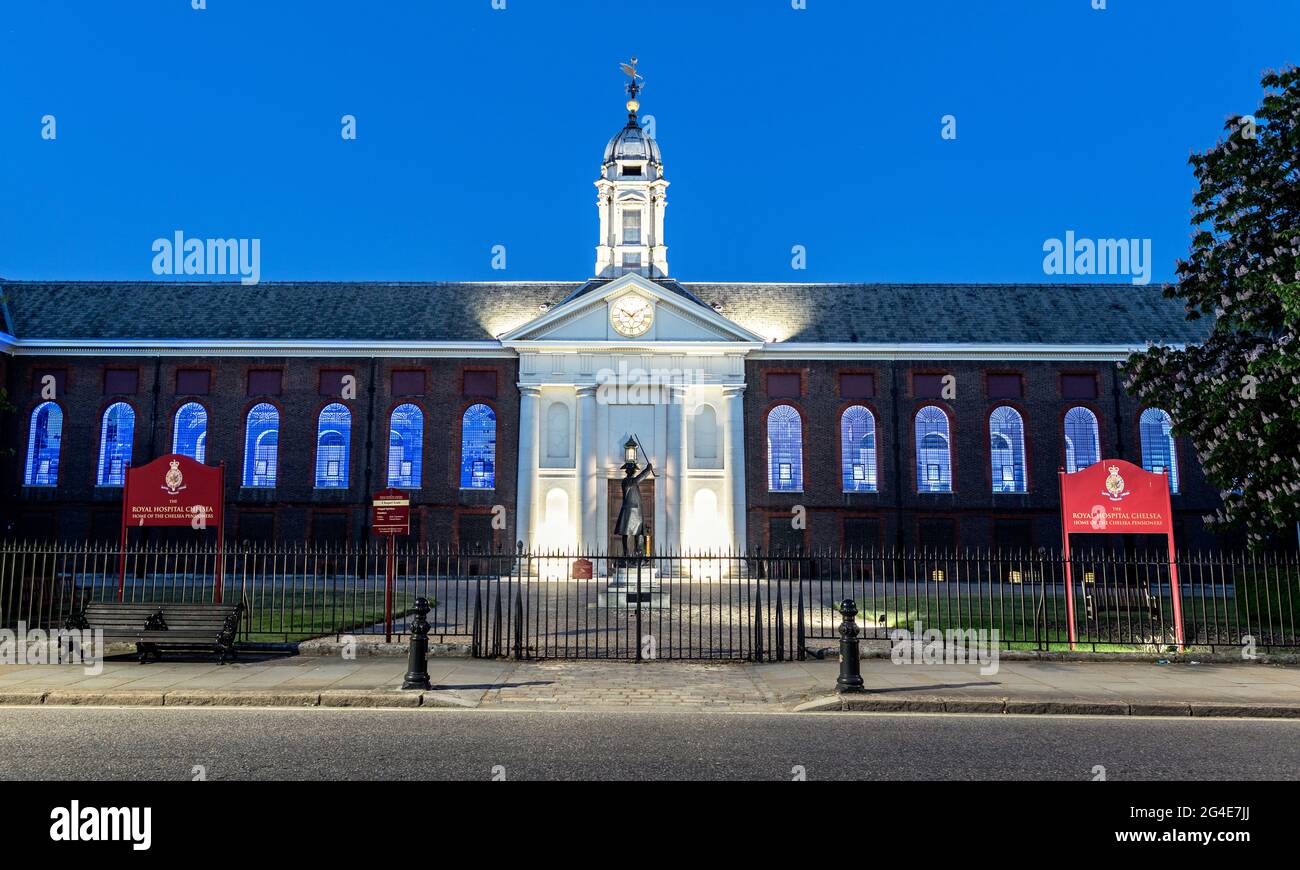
595;58;669;280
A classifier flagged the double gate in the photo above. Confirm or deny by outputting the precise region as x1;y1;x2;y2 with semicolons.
465;552;817;661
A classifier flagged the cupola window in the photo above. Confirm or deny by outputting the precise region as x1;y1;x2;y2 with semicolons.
622;210;642;244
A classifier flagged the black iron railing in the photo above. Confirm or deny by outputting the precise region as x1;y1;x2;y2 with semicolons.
0;540;1295;658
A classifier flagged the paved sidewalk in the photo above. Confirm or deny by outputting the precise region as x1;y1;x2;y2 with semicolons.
2;655;1300;716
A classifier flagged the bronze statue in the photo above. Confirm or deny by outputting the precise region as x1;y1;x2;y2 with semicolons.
614;436;653;565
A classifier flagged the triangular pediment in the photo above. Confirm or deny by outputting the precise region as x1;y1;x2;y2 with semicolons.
500;273;764;344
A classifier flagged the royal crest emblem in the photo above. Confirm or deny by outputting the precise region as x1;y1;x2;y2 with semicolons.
1102;464;1129;501
162;459;186;496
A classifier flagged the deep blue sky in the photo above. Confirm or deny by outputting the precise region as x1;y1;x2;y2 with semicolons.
2;0;1295;284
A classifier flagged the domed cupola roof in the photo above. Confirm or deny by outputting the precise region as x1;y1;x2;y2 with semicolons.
604;122;662;166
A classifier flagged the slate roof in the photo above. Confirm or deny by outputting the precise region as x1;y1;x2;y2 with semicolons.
0;282;572;343
0;280;1209;346
687;283;1210;345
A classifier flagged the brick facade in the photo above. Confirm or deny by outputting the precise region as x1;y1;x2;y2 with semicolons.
1;355;518;549
2;351;1228;551
744;358;1222;553
2;350;1227;552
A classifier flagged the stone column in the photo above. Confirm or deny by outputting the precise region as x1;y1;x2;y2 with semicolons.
576;385;598;553
652;190;669;278
665;385;687;555
515;386;541;549
653;399;667;555
677;385;690;553
723;385;747;553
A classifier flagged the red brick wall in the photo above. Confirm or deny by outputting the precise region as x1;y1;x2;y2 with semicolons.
2;354;518;545
744;358;1219;552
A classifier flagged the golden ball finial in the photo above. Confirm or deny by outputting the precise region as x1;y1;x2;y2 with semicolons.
626;98;640;114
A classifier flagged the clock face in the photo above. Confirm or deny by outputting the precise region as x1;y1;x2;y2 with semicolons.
610;295;654;337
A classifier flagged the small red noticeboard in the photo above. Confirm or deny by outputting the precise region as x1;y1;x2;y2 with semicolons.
372;489;410;536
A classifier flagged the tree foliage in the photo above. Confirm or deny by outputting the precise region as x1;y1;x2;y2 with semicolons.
1124;67;1300;545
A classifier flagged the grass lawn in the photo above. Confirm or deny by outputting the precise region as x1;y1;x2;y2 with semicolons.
238;590;427;642
848;588;1298;652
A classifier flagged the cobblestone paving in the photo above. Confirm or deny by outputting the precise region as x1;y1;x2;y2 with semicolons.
480;661;777;710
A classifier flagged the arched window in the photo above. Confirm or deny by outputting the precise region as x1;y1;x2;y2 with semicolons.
546;402;570;460
96;402;135;486
24;402;63;487
460;403;496;489
914;405;952;493
840;405;877;492
766;404;803;492
173;402;208;463
1140;408;1179;493
243;403;279;487
388;404;423;488
1064;406;1100;473
315;403;351;488
989;406;1026;493
693;404;719;462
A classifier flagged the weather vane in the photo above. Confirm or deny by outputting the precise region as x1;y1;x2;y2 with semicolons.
619;56;644;112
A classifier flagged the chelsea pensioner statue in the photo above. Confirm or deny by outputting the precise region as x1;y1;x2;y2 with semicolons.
615;437;654;566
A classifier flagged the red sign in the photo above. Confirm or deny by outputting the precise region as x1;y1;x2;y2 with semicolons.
372;489;411;536
372;489;411;642
124;454;224;528
1060;459;1173;535
120;454;226;602
1058;459;1183;649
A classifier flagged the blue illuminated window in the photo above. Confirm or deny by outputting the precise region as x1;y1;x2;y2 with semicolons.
97;402;135;486
840;405;877;492
1140;408;1179;493
243;403;279;487
315;403;351;488
989;406;1026;494
766;404;803;492
1064;406;1100;473
173;402;208;463
388;404;424;488
914;405;952;493
24;402;63;487
459;403;496;489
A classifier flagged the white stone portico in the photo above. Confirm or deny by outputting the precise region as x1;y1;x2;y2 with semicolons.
499;61;766;559
503;272;762;556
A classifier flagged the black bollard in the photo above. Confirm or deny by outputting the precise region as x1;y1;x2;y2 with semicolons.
836;598;865;693
401;597;432;691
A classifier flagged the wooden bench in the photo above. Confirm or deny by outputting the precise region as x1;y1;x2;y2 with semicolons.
1084;585;1159;623
65;601;245;664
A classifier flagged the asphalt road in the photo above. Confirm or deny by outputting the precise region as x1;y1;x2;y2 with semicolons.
2;707;1298;780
